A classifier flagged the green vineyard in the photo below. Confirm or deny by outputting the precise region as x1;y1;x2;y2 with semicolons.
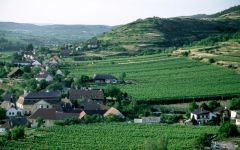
2;123;218;150
63;54;240;101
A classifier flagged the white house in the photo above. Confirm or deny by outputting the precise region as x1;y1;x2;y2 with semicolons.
231;110;237;119
35;74;53;82
56;69;64;76
6;108;24;117
32;60;41;66
31;100;53;113
190;108;216;124
236;116;240;126
134;117;161;123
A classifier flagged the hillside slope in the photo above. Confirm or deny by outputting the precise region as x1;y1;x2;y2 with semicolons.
0;22;113;45
95;5;240;52
96;18;240;52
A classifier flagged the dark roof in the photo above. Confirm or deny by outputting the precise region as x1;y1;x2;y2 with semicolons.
60;49;72;56
13;60;32;65
192;108;211;115
25;91;61;100
1;92;14;101
29;108;57;120
10;117;28;127
56;112;79;120
80;100;109;112
213;107;225;113
93;74;117;80
22;91;61;105
23;51;34;55
69;88;104;100
29;108;79;120
7;68;23;77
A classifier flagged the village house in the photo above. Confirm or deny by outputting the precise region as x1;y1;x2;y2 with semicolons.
236;115;240;126
56;69;65;76
28;108;79;127
35;73;53;82
230;110;238;119
32;60;41;66
134;117;161;123
16;91;61;115
190;108;217;124
60;49;73;57
7;68;24;78
31;100;53;113
79;100;123;119
6;108;24;118
0;101;15;110
93;74;118;84
1;92;14;102
23;51;35;60
0;117;28;132
61;97;73;112
69;88;105;104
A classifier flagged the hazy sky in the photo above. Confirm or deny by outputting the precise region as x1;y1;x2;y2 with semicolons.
0;0;240;25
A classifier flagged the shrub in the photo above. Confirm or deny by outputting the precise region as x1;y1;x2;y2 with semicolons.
144;138;168;150
229;98;240;110
218;122;239;138
104;115;125;123
208;58;215;64
84;114;103;124
195;133;213;149
10;126;25;140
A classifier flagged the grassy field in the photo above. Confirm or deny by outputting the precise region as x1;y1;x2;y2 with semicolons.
2;123;218;150
62;53;240;101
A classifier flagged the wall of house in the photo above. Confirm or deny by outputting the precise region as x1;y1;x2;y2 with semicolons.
236;119;240;126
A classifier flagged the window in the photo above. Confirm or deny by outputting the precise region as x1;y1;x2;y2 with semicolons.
46;105;49;108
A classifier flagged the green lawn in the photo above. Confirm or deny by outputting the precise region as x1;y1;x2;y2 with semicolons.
62;54;240;101
2;123;218;150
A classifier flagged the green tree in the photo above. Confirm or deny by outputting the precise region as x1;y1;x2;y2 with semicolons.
200;103;209;110
84;114;103;124
229;98;240;110
208;100;220;111
39;79;48;90
47;82;63;91
195;133;212;149
218;122;239;138
26;44;33;51
10;126;25;140
23;66;31;73
105;86;122;100
104;115;125;123
188;101;198;112
36;117;44;128
0;108;6;120
119;72;126;81
25;79;38;91
32;67;41;76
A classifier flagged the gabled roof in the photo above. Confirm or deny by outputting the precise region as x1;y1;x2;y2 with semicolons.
7;68;23;77
0;101;15;110
93;74;117;80
192;108;211;115
1;92;14;101
104;107;124;117
29;108;57;120
29;108;80;120
69;88;104;100
80;100;109;111
25;91;61;100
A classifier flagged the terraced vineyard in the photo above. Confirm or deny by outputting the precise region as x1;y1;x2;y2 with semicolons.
2;123;218;150
62;54;240;101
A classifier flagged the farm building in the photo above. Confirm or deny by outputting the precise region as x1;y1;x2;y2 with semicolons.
93;74;118;84
190;108;216;124
134;117;161;123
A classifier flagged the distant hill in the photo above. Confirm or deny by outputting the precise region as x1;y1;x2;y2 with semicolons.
0;22;113;46
208;5;240;19
95;5;240;52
